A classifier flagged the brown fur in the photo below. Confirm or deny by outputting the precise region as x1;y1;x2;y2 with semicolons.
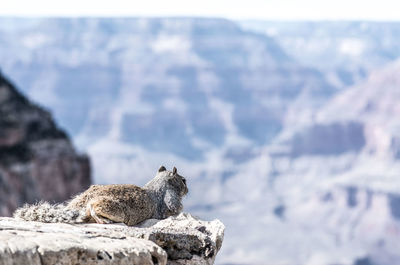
68;184;155;225
14;166;188;226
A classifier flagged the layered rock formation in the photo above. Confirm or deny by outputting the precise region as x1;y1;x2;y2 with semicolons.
0;72;91;216
0;18;335;161
0;213;225;265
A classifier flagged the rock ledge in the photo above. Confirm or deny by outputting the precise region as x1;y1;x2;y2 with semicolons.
0;213;224;265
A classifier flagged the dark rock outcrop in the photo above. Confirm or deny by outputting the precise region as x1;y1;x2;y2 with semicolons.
0;72;91;216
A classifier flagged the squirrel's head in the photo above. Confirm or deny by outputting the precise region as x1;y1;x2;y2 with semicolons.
157;166;188;196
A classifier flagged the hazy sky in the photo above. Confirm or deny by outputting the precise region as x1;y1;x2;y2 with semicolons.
1;0;399;20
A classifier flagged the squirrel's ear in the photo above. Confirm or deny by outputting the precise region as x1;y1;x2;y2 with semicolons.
172;167;177;175
158;166;166;172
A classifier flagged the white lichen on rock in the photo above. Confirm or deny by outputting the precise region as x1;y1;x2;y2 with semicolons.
139;213;225;265
0;213;225;265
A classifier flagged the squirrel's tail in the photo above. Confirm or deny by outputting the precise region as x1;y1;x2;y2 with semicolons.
13;201;87;223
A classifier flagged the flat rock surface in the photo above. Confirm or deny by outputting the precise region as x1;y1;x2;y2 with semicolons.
0;213;225;265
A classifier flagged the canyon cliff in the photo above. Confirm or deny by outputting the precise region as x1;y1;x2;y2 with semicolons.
0;72;91;216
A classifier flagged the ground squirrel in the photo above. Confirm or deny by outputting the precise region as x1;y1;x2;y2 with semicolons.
14;166;188;226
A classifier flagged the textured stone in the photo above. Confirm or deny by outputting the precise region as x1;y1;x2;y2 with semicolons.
138;213;225;264
0;213;225;265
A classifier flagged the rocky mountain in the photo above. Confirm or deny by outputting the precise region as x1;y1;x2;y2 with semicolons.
239;21;400;88
0;18;335;157
262;59;400;265
1;18;400;265
0;71;91;216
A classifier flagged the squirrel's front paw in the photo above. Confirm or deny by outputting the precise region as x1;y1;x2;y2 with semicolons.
96;217;114;224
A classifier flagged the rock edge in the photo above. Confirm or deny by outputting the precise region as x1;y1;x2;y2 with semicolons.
0;213;225;265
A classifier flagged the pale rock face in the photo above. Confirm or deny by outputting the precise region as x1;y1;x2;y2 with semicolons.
0;218;167;265
0;213;225;265
139;213;225;264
